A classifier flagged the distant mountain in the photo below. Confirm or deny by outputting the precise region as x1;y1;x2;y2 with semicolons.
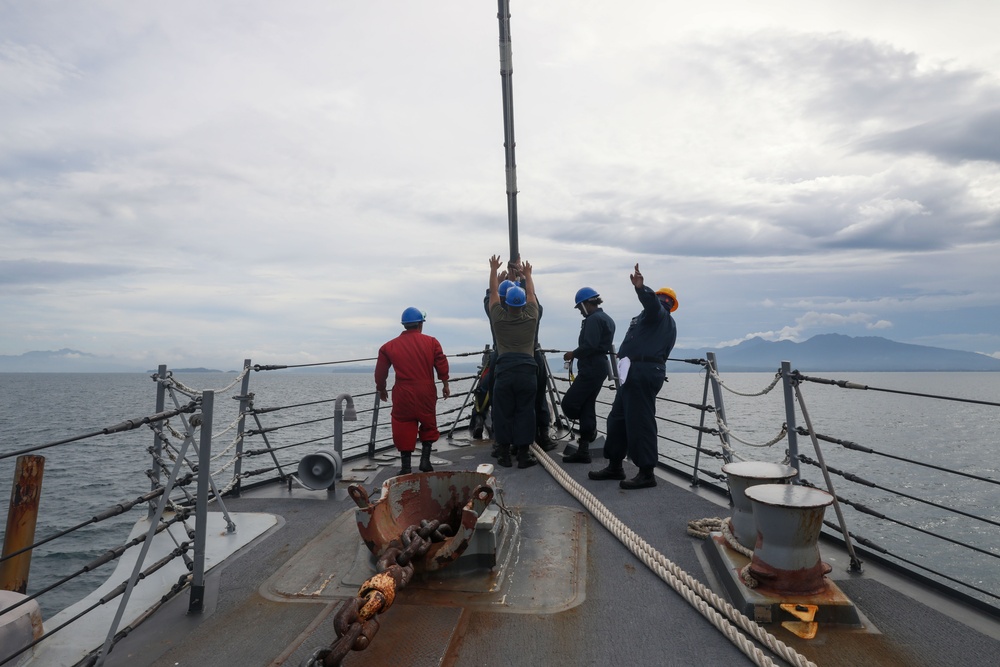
5;336;1000;373
670;334;1000;372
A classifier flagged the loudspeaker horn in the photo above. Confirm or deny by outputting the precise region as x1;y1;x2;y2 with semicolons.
297;447;342;490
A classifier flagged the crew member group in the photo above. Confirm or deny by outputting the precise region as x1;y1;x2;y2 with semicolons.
375;259;677;491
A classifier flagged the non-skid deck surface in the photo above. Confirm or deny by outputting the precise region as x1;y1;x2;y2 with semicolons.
105;440;999;667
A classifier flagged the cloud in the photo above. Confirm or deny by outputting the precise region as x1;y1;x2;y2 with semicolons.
516;29;1000;258
0;40;81;100
0;259;136;286
860;108;1000;164
2;3;1000;368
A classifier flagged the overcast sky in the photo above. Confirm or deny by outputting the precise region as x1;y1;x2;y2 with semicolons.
2;1;999;371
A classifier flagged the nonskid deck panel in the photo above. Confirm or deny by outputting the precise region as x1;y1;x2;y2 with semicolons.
91;438;1000;667
261;503;587;614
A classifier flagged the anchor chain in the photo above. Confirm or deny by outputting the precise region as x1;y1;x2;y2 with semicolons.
301;519;455;667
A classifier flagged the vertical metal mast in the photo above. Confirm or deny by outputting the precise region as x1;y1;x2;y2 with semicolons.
497;0;519;261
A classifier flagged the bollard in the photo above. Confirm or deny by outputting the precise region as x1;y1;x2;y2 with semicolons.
721;461;797;550
1;455;45;594
744;483;834;595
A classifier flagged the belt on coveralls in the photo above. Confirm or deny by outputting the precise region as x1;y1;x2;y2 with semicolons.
629;356;665;364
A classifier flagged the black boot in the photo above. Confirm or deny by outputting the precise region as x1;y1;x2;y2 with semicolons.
471;414;484;440
419;442;434;472
588;460;625;481
496;444;512;468
398;451;412;476
620;466;657;489
516;446;538;469
536;427;557;452
562;438;591;464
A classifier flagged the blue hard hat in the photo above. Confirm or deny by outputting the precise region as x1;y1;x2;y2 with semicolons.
498;280;516;298
574;287;600;306
505;286;527;307
400;307;426;325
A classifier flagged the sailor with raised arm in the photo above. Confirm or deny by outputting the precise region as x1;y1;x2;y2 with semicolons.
588;264;677;489
487;255;540;469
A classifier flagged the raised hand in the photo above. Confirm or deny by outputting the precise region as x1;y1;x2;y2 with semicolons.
630;263;644;288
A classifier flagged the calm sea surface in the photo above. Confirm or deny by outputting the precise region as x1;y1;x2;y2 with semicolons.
2;369;998;615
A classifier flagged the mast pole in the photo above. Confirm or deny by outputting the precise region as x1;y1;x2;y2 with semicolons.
497;0;519;262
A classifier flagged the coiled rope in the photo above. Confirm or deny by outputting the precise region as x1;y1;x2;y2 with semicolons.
687;517;759;588
531;444;817;667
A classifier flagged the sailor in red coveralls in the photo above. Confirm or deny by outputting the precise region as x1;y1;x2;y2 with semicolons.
374;307;451;475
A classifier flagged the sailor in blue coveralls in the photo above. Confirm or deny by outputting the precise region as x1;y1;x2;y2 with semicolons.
589;264;677;489
561;287;616;464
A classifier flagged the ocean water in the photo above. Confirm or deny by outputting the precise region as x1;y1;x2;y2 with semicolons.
1;368;998;616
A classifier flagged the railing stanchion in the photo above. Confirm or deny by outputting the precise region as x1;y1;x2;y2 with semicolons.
149;364;168;517
368;395;382;459
189;390;213;613
539;346;567;429
231;359;253;497
706;352;732;464
445;346;491;440
780;360;801;479
96;395;206;666
690;361;711;486
791;381;864;573
607;344;621;390
333;394;356;476
0;455;45;593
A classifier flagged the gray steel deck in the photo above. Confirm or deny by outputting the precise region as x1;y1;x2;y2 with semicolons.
102;437;1000;667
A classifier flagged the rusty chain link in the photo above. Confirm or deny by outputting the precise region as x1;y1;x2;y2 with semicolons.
299;519;455;667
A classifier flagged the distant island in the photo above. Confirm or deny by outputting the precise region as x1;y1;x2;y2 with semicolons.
668;334;1000;372
2;335;999;373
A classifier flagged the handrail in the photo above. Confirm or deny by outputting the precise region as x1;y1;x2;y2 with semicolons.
2;345;997;663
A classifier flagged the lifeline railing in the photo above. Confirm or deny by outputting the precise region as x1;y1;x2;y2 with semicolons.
549;351;1000;615
3;347;998;665
0;395;205;667
0;350;488;667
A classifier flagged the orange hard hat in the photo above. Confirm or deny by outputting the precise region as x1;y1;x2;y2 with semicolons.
655;287;678;312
